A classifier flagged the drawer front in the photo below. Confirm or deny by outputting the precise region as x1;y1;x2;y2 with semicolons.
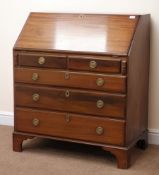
15;85;126;118
15;68;126;93
68;56;121;73
15;108;125;146
18;53;67;69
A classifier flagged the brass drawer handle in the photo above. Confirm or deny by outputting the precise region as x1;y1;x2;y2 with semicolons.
65;114;71;123
96;100;104;109
65;90;70;98
89;60;97;69
38;57;46;65
32;118;40;127
32;73;39;81
96;126;104;135
96;78;105;87
32;93;40;102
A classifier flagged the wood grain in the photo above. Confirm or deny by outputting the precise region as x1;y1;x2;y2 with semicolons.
15;67;126;93
68;56;121;73
15;107;125;146
13;13;150;169
14;13;139;55
18;52;67;69
15;84;126;118
126;15;150;145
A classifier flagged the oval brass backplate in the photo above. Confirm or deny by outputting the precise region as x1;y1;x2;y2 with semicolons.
38;57;46;65
32;93;40;102
32;73;39;81
89;60;97;69
96;126;104;135
96;100;104;109
32;118;40;127
96;78;105;87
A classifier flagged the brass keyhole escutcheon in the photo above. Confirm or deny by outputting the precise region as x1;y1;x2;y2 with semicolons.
96;126;104;135
38;57;46;65
32;73;39;81
89;60;97;69
32;93;40;102
65;90;70;98
96;78;105;87
32;118;40;127
64;72;70;80
65;114;71;123
96;100;104;109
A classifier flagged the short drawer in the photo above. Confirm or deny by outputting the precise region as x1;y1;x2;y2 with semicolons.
15;68;126;93
68;56;121;73
15;85;126;118
15;108;125;146
17;53;67;69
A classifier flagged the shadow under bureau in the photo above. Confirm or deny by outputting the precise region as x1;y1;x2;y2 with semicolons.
13;13;150;169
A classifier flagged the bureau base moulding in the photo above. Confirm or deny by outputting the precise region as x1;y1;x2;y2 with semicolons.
13;131;148;169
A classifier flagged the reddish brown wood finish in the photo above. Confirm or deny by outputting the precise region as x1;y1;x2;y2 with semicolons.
13;133;34;152
18;53;67;69
14;13;139;55
68;56;121;73
15;67;126;93
103;147;131;169
126;15;150;145
13;13;150;169
15;108;125;146
15;84;126;118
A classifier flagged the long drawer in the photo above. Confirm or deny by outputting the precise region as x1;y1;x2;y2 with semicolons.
15;68;126;93
15;108;125;146
15;84;126;118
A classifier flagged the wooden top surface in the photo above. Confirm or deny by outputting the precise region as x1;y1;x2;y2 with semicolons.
14;13;140;56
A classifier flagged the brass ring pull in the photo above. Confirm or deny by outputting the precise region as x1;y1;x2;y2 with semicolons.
65;90;70;98
32;118;40;127
96;78;105;87
38;57;46;65
89;60;97;69
96;126;104;135
96;100;104;109
32;73;39;81
32;93;40;102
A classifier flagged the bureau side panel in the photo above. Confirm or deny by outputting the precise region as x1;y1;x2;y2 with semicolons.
126;15;150;145
13;50;18;129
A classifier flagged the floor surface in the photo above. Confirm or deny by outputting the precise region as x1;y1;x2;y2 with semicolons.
0;125;159;175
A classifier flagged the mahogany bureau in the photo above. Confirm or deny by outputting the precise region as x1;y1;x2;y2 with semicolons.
13;13;150;169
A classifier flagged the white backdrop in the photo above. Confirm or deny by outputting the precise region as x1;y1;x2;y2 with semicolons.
0;0;159;131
